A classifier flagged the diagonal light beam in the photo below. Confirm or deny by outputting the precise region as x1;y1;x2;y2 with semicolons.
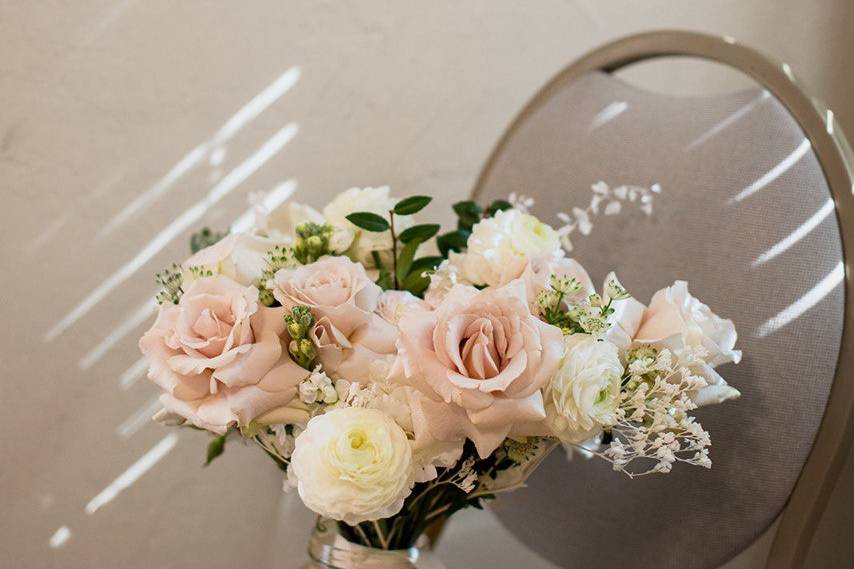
100;67;301;236
44;123;298;341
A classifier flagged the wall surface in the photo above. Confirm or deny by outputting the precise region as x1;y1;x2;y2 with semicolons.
2;2;852;568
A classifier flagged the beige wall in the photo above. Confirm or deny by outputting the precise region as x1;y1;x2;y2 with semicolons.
2;2;852;568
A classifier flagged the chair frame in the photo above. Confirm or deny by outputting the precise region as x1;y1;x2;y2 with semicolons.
471;31;854;569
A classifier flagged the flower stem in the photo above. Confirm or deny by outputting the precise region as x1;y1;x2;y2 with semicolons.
389;210;399;289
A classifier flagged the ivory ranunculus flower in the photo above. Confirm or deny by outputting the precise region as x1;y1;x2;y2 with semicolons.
448;209;563;287
139;276;308;433
546;334;623;443
395;279;564;457
288;407;415;525
635;281;741;405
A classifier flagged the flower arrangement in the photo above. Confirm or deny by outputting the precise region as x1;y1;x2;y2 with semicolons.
139;185;741;553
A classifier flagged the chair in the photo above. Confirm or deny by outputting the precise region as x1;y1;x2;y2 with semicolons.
472;31;854;569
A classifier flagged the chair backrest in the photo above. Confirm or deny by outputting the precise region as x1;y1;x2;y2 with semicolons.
474;31;854;569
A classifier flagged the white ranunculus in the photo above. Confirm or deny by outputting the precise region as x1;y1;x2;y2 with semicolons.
322;186;413;266
546;334;623;443
288;407;415;525
634;281;741;405
449;209;562;287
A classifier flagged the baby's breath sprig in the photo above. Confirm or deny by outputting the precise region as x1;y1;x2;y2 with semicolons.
258;245;297;306
155;264;184;305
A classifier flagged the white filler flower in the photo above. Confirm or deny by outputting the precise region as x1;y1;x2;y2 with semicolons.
288;407;415;525
546;334;624;442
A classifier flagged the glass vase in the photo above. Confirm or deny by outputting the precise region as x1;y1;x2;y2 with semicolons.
301;518;445;569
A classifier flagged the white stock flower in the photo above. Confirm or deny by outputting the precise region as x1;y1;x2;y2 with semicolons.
322;186;413;266
288;407;415;525
448;209;562;287
546;334;623;443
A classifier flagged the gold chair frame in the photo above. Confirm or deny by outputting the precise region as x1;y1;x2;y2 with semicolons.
471;30;854;569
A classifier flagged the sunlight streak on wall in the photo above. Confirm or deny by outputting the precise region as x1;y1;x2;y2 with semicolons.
44;123;299;342
85;433;179;515
78;299;156;369
99;67;301;236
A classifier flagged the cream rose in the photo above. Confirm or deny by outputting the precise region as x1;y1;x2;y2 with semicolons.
184;232;290;287
288;407;415;525
139;276;308;433
546;334;623;443
270;256;397;381
322;186;414;266
395;279;564;457
448;209;563;287
634;281;741;405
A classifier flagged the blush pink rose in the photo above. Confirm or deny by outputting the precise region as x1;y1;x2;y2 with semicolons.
395;279;564;457
271;256;397;381
139;275;308;433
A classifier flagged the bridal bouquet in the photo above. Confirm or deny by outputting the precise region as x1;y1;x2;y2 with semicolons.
139;186;741;556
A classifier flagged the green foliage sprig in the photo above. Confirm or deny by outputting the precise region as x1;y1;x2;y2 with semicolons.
345;195;442;295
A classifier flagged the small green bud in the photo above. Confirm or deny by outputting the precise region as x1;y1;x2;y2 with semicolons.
259;288;276;307
306;235;324;255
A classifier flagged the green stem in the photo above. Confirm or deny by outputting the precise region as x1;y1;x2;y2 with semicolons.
389;210;399;289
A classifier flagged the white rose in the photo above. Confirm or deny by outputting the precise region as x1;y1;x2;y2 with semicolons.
183;232;290;287
322;186;413;266
634;281;741;405
546;334;623;443
449;209;562;287
288;407;415;524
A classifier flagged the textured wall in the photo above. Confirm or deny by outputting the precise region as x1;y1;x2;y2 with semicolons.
1;2;852;568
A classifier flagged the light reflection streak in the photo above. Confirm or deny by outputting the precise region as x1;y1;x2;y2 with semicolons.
756;262;844;337
752;200;834;267
44;123;299;342
230;179;298;233
48;526;71;549
119;357;149;390
99;67;301;237
728;139;810;204
686;91;769;150
78;299;155;370
116;397;162;439
85;433;179;515
589;101;627;130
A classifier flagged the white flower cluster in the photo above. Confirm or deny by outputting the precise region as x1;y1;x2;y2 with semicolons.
595;347;713;477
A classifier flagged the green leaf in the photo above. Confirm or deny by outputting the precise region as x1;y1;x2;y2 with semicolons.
394;195;432;215
453;201;482;229
398;224;440;244
409;256;443;274
402;270;431;295
485;199;513;217
396;240;419;283
346;212;390;232
205;434;227;466
437;229;470;257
